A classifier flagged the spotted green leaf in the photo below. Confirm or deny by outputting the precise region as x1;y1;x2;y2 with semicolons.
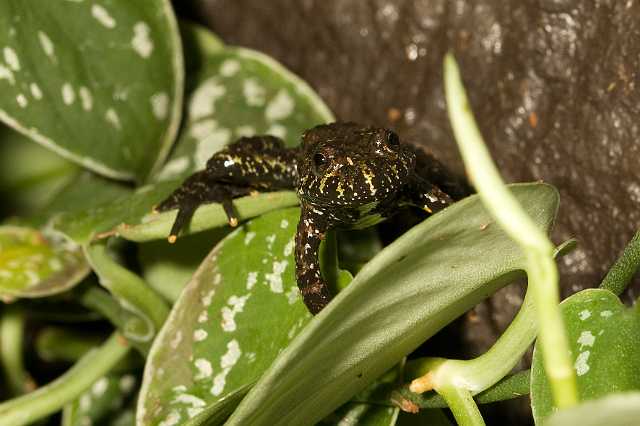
62;373;138;426
137;208;311;425
226;183;559;425
153;42;334;182
0;225;88;299
530;288;640;424
0;0;183;181
544;392;640;426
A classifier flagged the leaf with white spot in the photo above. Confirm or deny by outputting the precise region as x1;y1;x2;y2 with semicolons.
0;0;183;180
153;24;333;182
62;373;138;426
0;225;88;299
225;184;559;425
531;288;640;424
137;208;311;425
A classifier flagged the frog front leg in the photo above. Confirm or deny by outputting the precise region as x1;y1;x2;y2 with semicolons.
294;204;334;314
156;135;298;242
406;175;454;214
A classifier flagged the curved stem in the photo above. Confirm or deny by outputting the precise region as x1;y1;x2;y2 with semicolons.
600;229;640;296
411;287;536;395
437;384;485;426
0;306;31;396
0;333;129;426
444;52;577;408
85;241;169;342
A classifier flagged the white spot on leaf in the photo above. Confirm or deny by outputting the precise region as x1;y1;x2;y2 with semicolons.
221;294;250;332
578;310;591;321
0;65;15;85
105;108;121;130
189;77;225;120
151;92;169;120
91;377;109;397
600;310;613;318
16;94;27;108
235;125;256;137
131;22;154;58
246;271;258;290
170;330;182;349
91;4;116;29
193;329;208;342
244;232;256;245
574;351;590;376
265;90;294;121
194;358;213;380
283;239;294;257
211;340;242;396
243;79;266;106
3;47;20;71
158;410;180;426
266;260;288;293
577;330;595;349
38;31;55;61
156;157;189;180
30;83;42;99
79;86;93;111
195;128;231;169
62;83;75;105
286;286;299;305
267;123;287;139
220;59;240;77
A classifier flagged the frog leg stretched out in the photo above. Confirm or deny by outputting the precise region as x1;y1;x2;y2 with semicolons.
156;135;298;242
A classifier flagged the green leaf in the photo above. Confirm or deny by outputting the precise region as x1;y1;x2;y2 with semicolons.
544;392;640;426
62;373;138;426
0;125;78;214
530;288;640;423
153;43;334;182
138;228;231;303
0;0;183;180
137;208;311;425
0;225;88;299
226;183;559;425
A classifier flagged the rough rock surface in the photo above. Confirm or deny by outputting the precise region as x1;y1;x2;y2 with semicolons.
182;0;640;421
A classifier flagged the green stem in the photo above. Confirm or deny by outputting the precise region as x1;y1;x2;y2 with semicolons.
84;241;169;342
422;288;536;393
443;52;578;409
437;384;485;426
393;370;530;410
0;306;31;396
600;229;640;296
0;333;129;426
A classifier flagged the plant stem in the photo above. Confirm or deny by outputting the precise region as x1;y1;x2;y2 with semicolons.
600;229;640;296
443;52;578;408
394;370;531;410
0;332;129;426
85;241;169;342
437;384;485;426
419;288;536;394
0;306;31;395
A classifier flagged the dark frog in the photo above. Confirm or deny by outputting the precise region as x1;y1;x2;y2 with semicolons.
157;122;468;314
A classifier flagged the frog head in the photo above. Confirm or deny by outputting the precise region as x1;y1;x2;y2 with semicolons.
297;122;415;207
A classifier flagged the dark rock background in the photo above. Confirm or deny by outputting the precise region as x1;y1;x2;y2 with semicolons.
178;0;640;422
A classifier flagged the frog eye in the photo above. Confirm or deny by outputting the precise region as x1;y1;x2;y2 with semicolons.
313;152;327;168
387;131;400;146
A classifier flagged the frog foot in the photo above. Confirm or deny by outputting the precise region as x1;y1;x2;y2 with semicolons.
156;171;249;242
